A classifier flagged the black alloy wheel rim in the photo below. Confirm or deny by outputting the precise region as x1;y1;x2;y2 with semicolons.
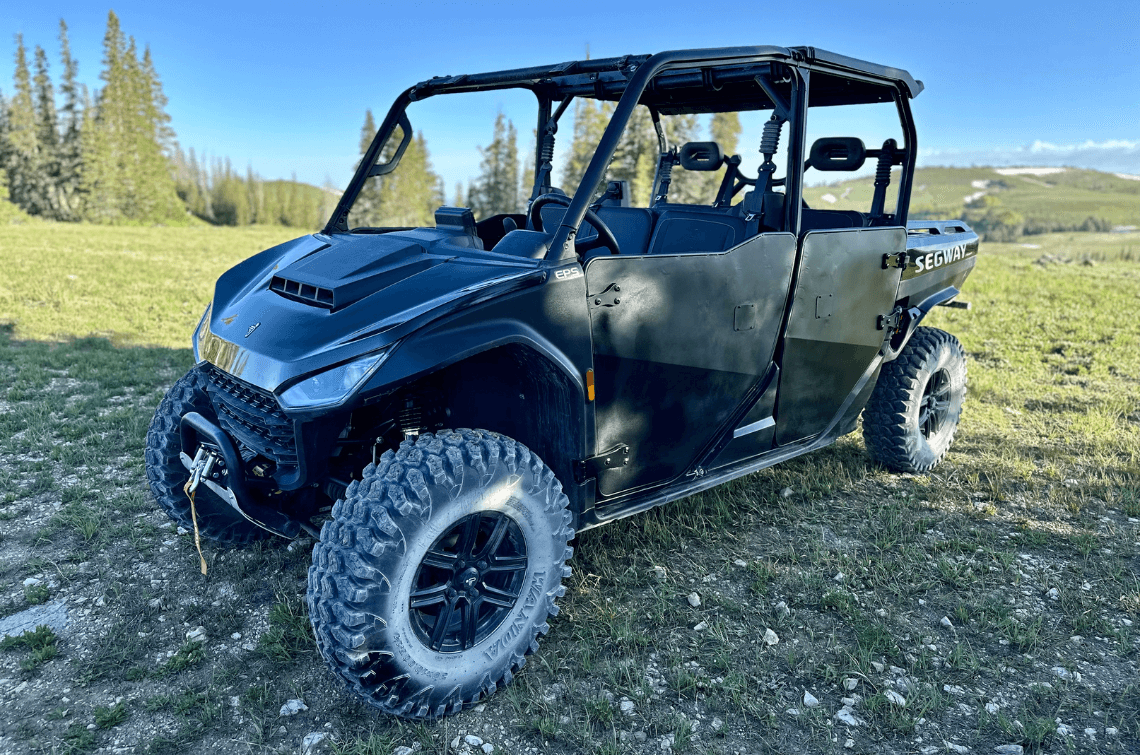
409;511;529;653
919;368;952;439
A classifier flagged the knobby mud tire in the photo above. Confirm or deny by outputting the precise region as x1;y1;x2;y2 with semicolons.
306;429;575;719
144;368;269;545
862;327;967;473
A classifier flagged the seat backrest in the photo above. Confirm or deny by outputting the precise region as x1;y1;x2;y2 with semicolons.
800;209;867;232
646;205;746;255
541;205;656;257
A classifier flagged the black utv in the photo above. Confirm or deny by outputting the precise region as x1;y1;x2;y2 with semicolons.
145;45;978;719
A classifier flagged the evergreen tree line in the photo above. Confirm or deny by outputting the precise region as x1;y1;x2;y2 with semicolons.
172;149;337;228
0;12;329;228
352;101;744;228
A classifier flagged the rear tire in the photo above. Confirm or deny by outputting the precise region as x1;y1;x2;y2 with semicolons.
306;429;575;719
144;368;269;545
862;327;967;473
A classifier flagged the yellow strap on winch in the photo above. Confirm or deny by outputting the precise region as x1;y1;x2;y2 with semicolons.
183;479;208;575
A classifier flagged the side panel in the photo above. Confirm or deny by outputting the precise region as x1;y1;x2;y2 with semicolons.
585;233;797;496
775;227;905;444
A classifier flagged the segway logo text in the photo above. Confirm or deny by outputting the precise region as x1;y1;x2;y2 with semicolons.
915;244;970;273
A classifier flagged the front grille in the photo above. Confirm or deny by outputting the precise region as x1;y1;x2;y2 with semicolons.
201;364;299;473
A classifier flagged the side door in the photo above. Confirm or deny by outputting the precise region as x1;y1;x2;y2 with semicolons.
773;226;906;444
584;232;797;498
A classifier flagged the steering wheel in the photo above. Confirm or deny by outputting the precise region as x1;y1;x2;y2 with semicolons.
528;193;621;256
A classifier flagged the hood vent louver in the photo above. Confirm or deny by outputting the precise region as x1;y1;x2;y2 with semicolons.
270;276;334;308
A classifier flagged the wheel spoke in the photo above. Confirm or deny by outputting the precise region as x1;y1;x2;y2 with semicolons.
456;513;481;557
429;599;456;651
485;555;528;574
477;516;509;560
482;583;521;608
409;584;449;609
460;599;478;649
421;549;458;570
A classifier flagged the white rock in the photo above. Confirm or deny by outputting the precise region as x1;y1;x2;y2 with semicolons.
845;739;855;749
780;487;794;498
944;742;969;754
693;621;708;631
22;577;41;587
733;559;747;567
870;662;885;673
994;746;1023;755
763;628;779;646
834;572;845;581
940;616;953;629
301;732;327;754
186;626;207;643
803;691;819;708
885;690;906;706
985;702;1000;714
279;699;308;716
834;707;863;727
619;698;635;714
1046;587;1060;600
686;592;701;608
1083;728;1096;740
1050;666;1073;680
393;748;415;755
786;708;801;716
481;745;494;754
1106;727;1118;736
710;717;724;732
1056;724;1073;737
843;678;858;691
464;735;484;748
87;724;97;730
775;601;790;616
473;704;485;712
177;526;189;535
652;565;667;581
842;697;857;707
449;736;461;750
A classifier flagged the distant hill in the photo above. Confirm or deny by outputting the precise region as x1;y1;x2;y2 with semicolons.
802;166;1140;238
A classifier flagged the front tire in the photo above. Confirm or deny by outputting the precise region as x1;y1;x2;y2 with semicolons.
144;368;269;545
306;429;575;719
862;327;967;473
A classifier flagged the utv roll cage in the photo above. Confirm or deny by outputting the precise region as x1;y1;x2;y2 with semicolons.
325;46;922;252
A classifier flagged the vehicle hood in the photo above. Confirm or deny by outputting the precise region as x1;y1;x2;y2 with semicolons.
196;230;544;393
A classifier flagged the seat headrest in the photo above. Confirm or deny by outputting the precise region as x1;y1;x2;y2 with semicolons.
679;142;724;171
808;137;866;171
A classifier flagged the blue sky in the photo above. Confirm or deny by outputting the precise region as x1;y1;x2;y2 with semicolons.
3;0;1138;189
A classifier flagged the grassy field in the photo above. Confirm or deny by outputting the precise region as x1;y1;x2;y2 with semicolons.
0;223;1137;754
803;166;1140;233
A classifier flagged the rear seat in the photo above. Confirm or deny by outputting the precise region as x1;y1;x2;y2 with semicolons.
540;204;655;257
645;204;746;254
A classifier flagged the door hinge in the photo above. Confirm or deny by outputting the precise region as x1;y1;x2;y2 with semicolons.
877;305;904;332
590;282;621;308
574;444;630;481
882;252;908;270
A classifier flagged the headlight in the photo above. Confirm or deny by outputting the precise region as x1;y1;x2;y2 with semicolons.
192;302;212;363
278;350;389;410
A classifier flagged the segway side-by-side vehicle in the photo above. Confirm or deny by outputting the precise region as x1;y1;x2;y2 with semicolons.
145;45;978;718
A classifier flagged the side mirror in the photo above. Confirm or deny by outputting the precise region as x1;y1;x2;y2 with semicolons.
808;137;866;171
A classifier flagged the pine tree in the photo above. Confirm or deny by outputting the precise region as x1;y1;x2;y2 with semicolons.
468;111;520;218
82;12;183;223
55;20;84;220
32;45;60;216
351;109;384;225
561;98;611;197
4;34;46;214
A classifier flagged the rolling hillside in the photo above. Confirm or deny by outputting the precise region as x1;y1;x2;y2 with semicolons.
803;166;1140;236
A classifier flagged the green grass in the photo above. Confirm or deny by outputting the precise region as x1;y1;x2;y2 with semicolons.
0;221;1137;752
0;625;59;672
0;223;302;347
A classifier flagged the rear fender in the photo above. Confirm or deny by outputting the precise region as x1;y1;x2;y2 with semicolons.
881;286;959;361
